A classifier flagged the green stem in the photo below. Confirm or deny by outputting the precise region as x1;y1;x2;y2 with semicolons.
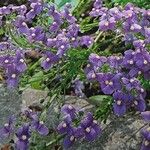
94;31;103;43
46;135;64;147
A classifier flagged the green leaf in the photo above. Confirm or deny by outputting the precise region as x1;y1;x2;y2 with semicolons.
0;28;4;35
31;82;41;89
88;95;112;106
29;71;44;83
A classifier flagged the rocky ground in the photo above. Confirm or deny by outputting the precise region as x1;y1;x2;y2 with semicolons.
0;87;147;149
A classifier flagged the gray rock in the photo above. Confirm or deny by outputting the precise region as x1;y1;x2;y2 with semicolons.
22;88;48;109
0;86;21;124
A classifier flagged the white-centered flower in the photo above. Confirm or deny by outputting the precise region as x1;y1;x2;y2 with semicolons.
68;105;73;110
40;121;44;124
4;123;9;127
4;59;9;63
70;136;74;141
62;123;67;128
92;73;96;78
11;74;16;79
60;45;65;49
85;127;91;133
104;21;109;26
20;59;24;63
22;135;27;140
117;100;122;105
46;58;50;62
134;101;138;106
145;140;149;146
143;59;148;65
109;81;113;85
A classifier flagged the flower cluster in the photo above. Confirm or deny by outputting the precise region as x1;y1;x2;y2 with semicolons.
0;0;150;149
85;48;148;116
0;49;27;88
90;1;150;46
0;109;49;150
57;104;101;149
0;0;94;88
83;0;150;117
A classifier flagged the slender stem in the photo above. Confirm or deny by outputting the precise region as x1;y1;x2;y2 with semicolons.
46;135;64;147
94;31;103;43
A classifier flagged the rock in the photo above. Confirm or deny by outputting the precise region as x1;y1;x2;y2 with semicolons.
22;88;48;109
0;86;21;124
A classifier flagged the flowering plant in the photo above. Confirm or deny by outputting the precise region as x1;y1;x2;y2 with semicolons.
0;0;150;149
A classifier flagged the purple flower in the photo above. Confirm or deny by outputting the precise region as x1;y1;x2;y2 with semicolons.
26;2;43;21
132;96;146;112
123;10;135;19
133;40;145;49
63;128;76;149
97;73;122;94
0;55;14;68
72;79;85;97
49;21;60;32
14;15;29;34
89;53;107;69
12;5;27;15
0;42;10;50
14;51;27;73
46;38;56;48
26;9;36;20
122;49;135;69
63;127;84;149
99;17;116;31
0;116;15;139
0;6;11;15
57;120;72;134
109;7;122;20
80;36;93;47
62;4;76;24
124;3;134;11
134;50;150;72
80;112;101;141
48;5;62;25
15;124;31;150
90;7;108;17
113;91;127;116
6;65;20;88
145;28;150;39
23;109;38;120
26;27;45;42
84;64;97;81
41;51;59;70
130;23;142;33
31;120;49;136
123;33;137;44
141;111;150;122
141;127;150;150
93;0;103;9
66;24;80;38
30;2;43;15
122;77;140;91
108;56;123;69
61;105;76;120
